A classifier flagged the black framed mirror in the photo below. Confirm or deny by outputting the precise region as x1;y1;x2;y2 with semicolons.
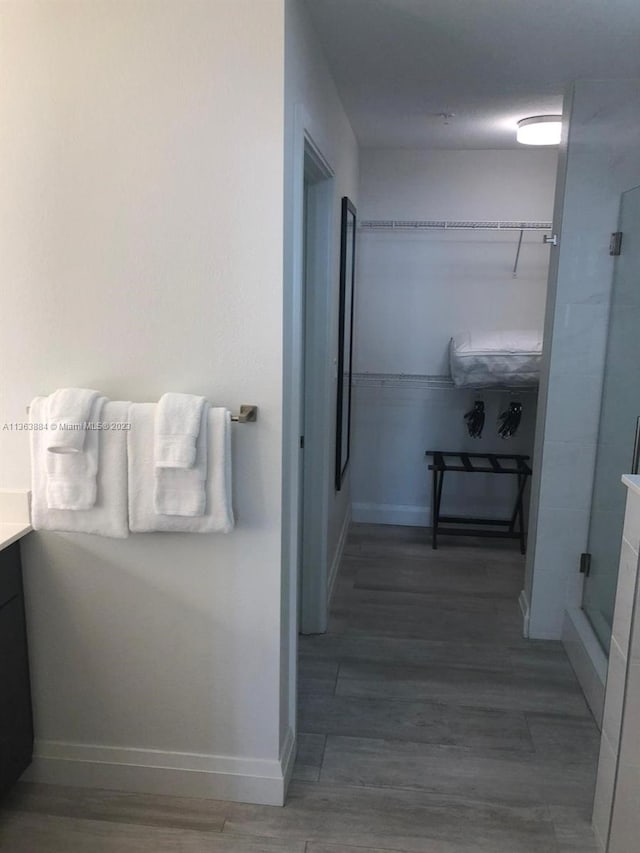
335;196;356;491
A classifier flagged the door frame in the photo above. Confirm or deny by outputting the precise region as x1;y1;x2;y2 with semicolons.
299;139;334;635
282;105;335;740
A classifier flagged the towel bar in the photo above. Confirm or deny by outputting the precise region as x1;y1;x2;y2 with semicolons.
26;404;258;422
231;405;258;423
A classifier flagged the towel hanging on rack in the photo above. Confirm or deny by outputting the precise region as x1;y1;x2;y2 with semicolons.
155;392;207;468
27;394;255;537
154;402;209;516
30;397;130;538
128;403;234;534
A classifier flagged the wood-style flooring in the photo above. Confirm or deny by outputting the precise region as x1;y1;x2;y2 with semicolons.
0;523;599;852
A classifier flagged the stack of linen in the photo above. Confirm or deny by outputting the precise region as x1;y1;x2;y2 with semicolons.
30;389;234;538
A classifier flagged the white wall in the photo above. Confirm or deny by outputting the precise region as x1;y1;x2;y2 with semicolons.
281;0;358;733
0;0;288;804
526;80;640;640
353;149;557;525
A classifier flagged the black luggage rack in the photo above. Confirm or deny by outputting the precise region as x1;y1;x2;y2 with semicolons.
425;451;532;554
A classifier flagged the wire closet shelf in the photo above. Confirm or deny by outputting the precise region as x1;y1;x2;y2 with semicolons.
358;219;554;276
359;219;552;232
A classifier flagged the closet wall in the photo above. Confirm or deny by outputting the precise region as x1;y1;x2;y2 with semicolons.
352;149;557;526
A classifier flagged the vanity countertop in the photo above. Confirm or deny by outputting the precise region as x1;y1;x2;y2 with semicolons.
622;474;640;497
0;522;32;552
0;490;31;552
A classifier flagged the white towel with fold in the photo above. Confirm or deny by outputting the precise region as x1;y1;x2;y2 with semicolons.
30;397;130;538
155;392;207;468
46;387;101;454
46;395;105;510
154;402;209;516
129;403;234;533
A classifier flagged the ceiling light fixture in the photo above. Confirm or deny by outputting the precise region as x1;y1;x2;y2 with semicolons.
516;115;562;146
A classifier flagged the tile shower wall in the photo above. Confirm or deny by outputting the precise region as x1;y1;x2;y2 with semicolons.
593;479;640;851
352;149;556;525
526;80;640;640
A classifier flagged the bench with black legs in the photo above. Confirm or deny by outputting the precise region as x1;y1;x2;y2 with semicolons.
425;451;532;554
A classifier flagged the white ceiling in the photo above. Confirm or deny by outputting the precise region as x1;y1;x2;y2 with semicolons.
303;0;640;149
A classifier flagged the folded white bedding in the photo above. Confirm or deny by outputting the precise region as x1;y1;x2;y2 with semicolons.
449;330;542;388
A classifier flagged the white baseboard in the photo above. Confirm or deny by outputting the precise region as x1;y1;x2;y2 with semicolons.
352;502;428;527
562;607;607;729
518;589;530;638
23;735;294;806
328;504;351;604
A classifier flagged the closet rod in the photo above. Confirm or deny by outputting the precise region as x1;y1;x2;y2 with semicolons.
360;219;552;232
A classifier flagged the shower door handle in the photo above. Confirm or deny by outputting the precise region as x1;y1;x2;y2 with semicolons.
632;416;640;476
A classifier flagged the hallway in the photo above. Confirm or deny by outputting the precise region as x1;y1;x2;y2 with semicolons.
1;524;599;852
295;523;600;852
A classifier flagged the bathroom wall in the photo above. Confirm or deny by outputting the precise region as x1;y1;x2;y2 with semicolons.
352;149;557;525
526;80;640;641
0;0;288;804
281;0;358;739
592;478;640;851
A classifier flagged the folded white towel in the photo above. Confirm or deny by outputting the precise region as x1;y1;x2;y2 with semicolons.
46;387;101;454
46;394;105;510
129;403;234;533
154;402;209;516
155;392;207;468
30;398;130;538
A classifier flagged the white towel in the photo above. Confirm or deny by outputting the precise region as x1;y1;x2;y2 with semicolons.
30;398;130;538
154;402;209;516
129;403;234;533
46;387;101;454
155;392;207;468
46;395;105;510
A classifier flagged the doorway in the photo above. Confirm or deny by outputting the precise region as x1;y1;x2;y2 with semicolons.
298;139;334;635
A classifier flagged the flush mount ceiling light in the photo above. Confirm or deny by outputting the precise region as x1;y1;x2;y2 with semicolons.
516;115;562;146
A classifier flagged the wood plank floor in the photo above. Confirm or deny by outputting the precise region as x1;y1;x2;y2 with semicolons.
0;523;599;852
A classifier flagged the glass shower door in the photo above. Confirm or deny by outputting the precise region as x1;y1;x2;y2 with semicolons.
583;185;640;653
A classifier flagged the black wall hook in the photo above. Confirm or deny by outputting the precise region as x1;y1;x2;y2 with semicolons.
464;400;485;438
498;401;522;439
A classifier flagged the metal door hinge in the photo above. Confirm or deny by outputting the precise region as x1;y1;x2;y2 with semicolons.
579;552;592;576
300;435;305;450
543;234;558;246
610;232;623;256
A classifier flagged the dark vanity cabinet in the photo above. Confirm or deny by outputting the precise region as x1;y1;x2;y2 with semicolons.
0;542;33;795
